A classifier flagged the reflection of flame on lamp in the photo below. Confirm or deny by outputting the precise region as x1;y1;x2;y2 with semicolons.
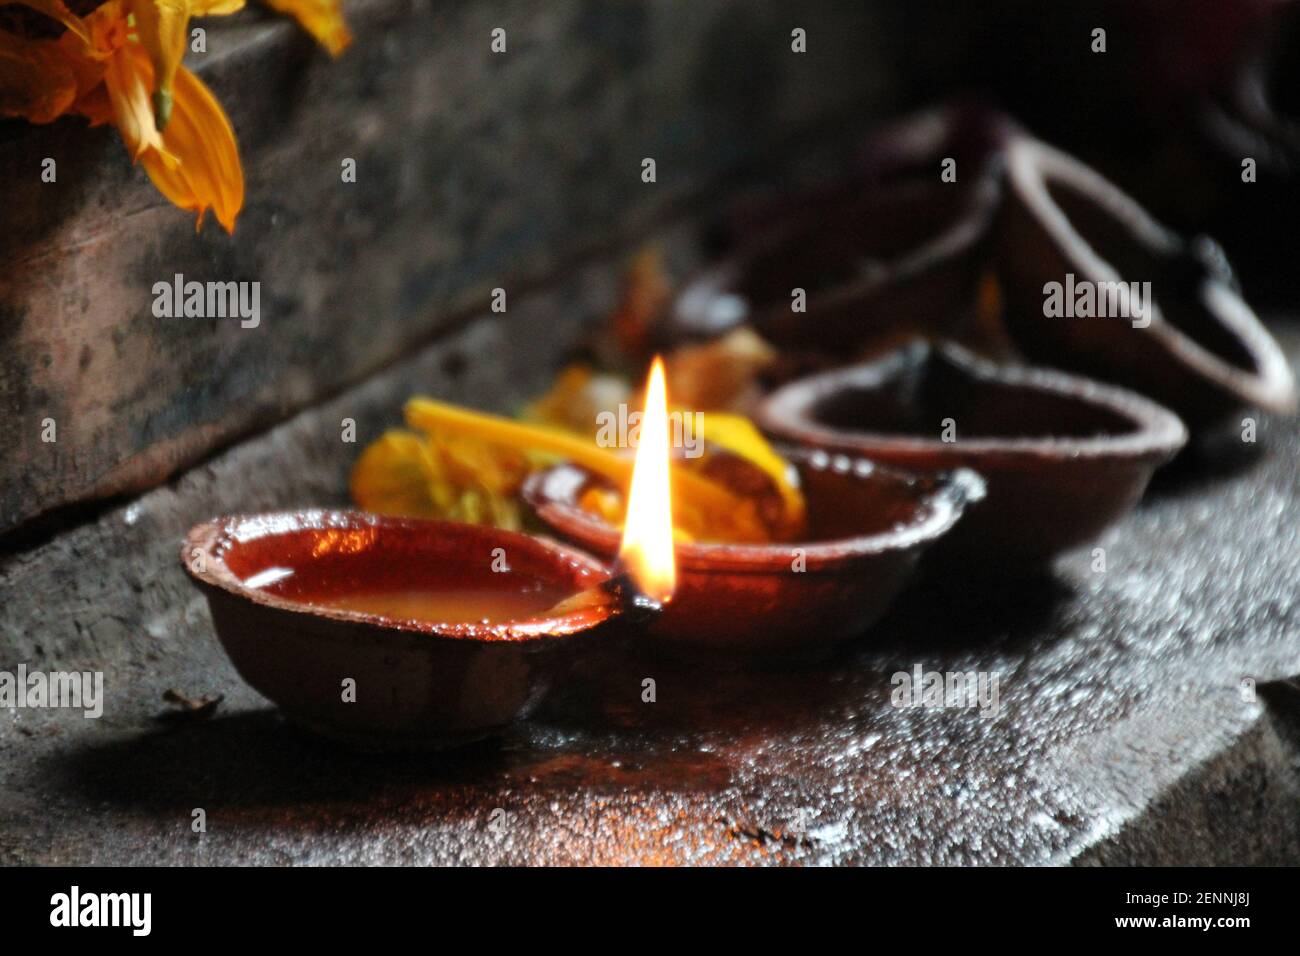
617;356;676;605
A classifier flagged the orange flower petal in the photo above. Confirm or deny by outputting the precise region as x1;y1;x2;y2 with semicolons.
101;39;169;161
9;0;93;45
0;30;77;123
71;81;113;125
260;0;351;56
57;4;122;121
139;62;244;232
80;1;131;58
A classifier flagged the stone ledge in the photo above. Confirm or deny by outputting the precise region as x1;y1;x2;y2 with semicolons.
2;205;1298;862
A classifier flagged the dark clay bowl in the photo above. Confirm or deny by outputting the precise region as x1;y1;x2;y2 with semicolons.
754;341;1188;571
522;451;982;658
998;136;1296;428
183;511;618;749
667;105;1004;356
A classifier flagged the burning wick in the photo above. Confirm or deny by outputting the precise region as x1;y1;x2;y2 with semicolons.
616;355;677;605
543;570;662;624
545;356;677;620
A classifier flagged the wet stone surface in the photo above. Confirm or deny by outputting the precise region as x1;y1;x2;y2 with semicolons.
1;315;1298;865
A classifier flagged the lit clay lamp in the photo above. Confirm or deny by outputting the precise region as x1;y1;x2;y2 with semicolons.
182;412;677;748
754;341;1188;572
998;136;1296;428
525;360;983;658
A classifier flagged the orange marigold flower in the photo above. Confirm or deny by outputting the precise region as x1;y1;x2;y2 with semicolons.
0;0;102;121
106;36;245;232
0;0;349;231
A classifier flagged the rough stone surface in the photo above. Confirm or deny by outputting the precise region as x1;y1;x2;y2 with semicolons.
1;218;1297;863
0;0;903;532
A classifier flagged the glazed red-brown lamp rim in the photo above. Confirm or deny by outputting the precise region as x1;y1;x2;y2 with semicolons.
183;510;616;643
1005;135;1297;415
755;341;1189;465
523;453;983;574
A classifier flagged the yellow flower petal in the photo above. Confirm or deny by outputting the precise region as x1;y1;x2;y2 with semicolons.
126;0;246;127
351;428;530;529
690;412;806;537
260;0;351;56
193;0;246;13
403;396;775;543
127;0;190;128
350;430;443;518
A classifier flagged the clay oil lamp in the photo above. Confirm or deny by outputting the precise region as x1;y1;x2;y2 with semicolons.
754;341;1188;572
666;104;1005;357
997;135;1297;428
182;502;669;748
524;358;982;657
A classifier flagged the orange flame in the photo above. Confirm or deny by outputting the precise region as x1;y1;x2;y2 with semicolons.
617;356;676;605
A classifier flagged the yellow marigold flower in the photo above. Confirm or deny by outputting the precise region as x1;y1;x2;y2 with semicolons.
349;396;805;544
